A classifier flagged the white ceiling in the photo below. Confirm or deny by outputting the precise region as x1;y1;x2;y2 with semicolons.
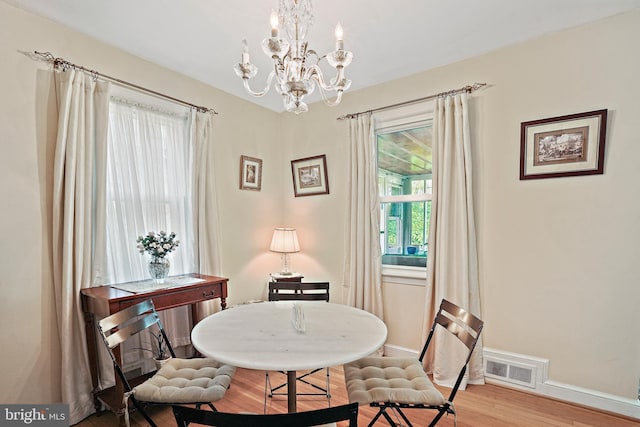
5;0;640;112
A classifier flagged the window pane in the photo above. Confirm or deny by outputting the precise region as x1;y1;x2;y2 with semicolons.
410;202;425;246
380;201;430;268
378;125;432;196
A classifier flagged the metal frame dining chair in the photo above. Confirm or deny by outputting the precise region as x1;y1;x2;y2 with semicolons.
172;402;359;427
97;299;236;427
268;281;331;302
265;281;332;406
343;299;483;427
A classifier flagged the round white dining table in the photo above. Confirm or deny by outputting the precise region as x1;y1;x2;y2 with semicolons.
191;301;387;412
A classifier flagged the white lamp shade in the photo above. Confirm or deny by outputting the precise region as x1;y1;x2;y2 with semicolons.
270;228;300;253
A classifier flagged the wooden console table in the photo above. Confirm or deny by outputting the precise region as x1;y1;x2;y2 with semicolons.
80;273;228;424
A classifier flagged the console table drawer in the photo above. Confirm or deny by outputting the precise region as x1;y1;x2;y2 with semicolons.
150;283;224;309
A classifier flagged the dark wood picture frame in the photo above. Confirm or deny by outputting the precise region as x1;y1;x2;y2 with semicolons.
291;154;329;197
239;155;263;191
520;109;607;180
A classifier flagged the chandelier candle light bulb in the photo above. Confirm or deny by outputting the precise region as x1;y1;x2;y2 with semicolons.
270;10;279;37
241;39;250;64
335;22;344;50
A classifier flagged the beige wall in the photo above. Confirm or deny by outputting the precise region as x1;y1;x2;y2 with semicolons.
1;0;639;412
281;11;640;401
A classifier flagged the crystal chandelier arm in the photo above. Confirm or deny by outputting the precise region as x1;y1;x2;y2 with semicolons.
317;87;344;107
305;49;323;63
306;68;346;107
304;64;337;91
241;70;276;97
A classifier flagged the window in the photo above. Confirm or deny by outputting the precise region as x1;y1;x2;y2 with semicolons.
376;104;433;269
105;93;196;284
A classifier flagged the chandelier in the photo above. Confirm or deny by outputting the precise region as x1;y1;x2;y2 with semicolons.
234;0;353;114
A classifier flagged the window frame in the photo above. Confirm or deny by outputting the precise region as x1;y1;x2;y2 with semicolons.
374;101;434;284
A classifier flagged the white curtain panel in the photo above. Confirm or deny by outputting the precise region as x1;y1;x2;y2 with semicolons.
423;92;484;388
191;111;223;319
104;99;195;367
105;98;196;284
51;69;110;424
344;114;384;319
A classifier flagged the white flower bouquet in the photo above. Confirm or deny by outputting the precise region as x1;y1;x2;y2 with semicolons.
136;231;180;258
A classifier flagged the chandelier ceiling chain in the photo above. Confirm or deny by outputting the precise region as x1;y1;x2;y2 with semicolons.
234;0;353;114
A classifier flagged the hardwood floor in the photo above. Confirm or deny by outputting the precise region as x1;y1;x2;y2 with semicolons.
76;367;639;426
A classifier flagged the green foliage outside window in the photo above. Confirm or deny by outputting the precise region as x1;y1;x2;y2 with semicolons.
387;218;398;246
410;201;431;246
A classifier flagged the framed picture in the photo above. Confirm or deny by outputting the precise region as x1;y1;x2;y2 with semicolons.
291;154;329;197
520;109;607;180
239;155;262;191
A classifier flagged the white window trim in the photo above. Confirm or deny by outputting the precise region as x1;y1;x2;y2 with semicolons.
380;193;431;203
374;101;434;132
382;264;427;286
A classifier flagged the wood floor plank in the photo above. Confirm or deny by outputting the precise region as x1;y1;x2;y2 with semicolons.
75;366;640;426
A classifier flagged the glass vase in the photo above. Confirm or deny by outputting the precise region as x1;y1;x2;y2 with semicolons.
148;256;170;282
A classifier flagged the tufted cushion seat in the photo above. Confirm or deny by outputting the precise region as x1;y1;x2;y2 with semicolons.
132;358;236;403
343;357;445;406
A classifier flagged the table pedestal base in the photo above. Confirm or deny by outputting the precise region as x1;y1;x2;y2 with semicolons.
287;371;297;412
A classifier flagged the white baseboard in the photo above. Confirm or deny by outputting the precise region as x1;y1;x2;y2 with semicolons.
540;380;640;419
383;344;419;358
483;347;640;420
483;377;640;420
383;345;640;419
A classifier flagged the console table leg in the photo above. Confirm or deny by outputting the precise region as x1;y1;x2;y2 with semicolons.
82;311;102;412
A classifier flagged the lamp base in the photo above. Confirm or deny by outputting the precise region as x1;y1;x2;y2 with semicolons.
270;272;304;282
278;271;294;276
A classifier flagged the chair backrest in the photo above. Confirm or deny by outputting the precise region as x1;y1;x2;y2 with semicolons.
172;402;358;427
418;299;484;400
97;299;175;388
268;281;330;302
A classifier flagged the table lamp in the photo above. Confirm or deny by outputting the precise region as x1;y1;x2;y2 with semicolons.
270;227;300;275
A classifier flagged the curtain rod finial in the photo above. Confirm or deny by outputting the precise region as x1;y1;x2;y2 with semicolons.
18;50;52;63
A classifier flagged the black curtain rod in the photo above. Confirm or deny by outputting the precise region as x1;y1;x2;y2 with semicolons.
336;82;487;120
32;51;218;115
